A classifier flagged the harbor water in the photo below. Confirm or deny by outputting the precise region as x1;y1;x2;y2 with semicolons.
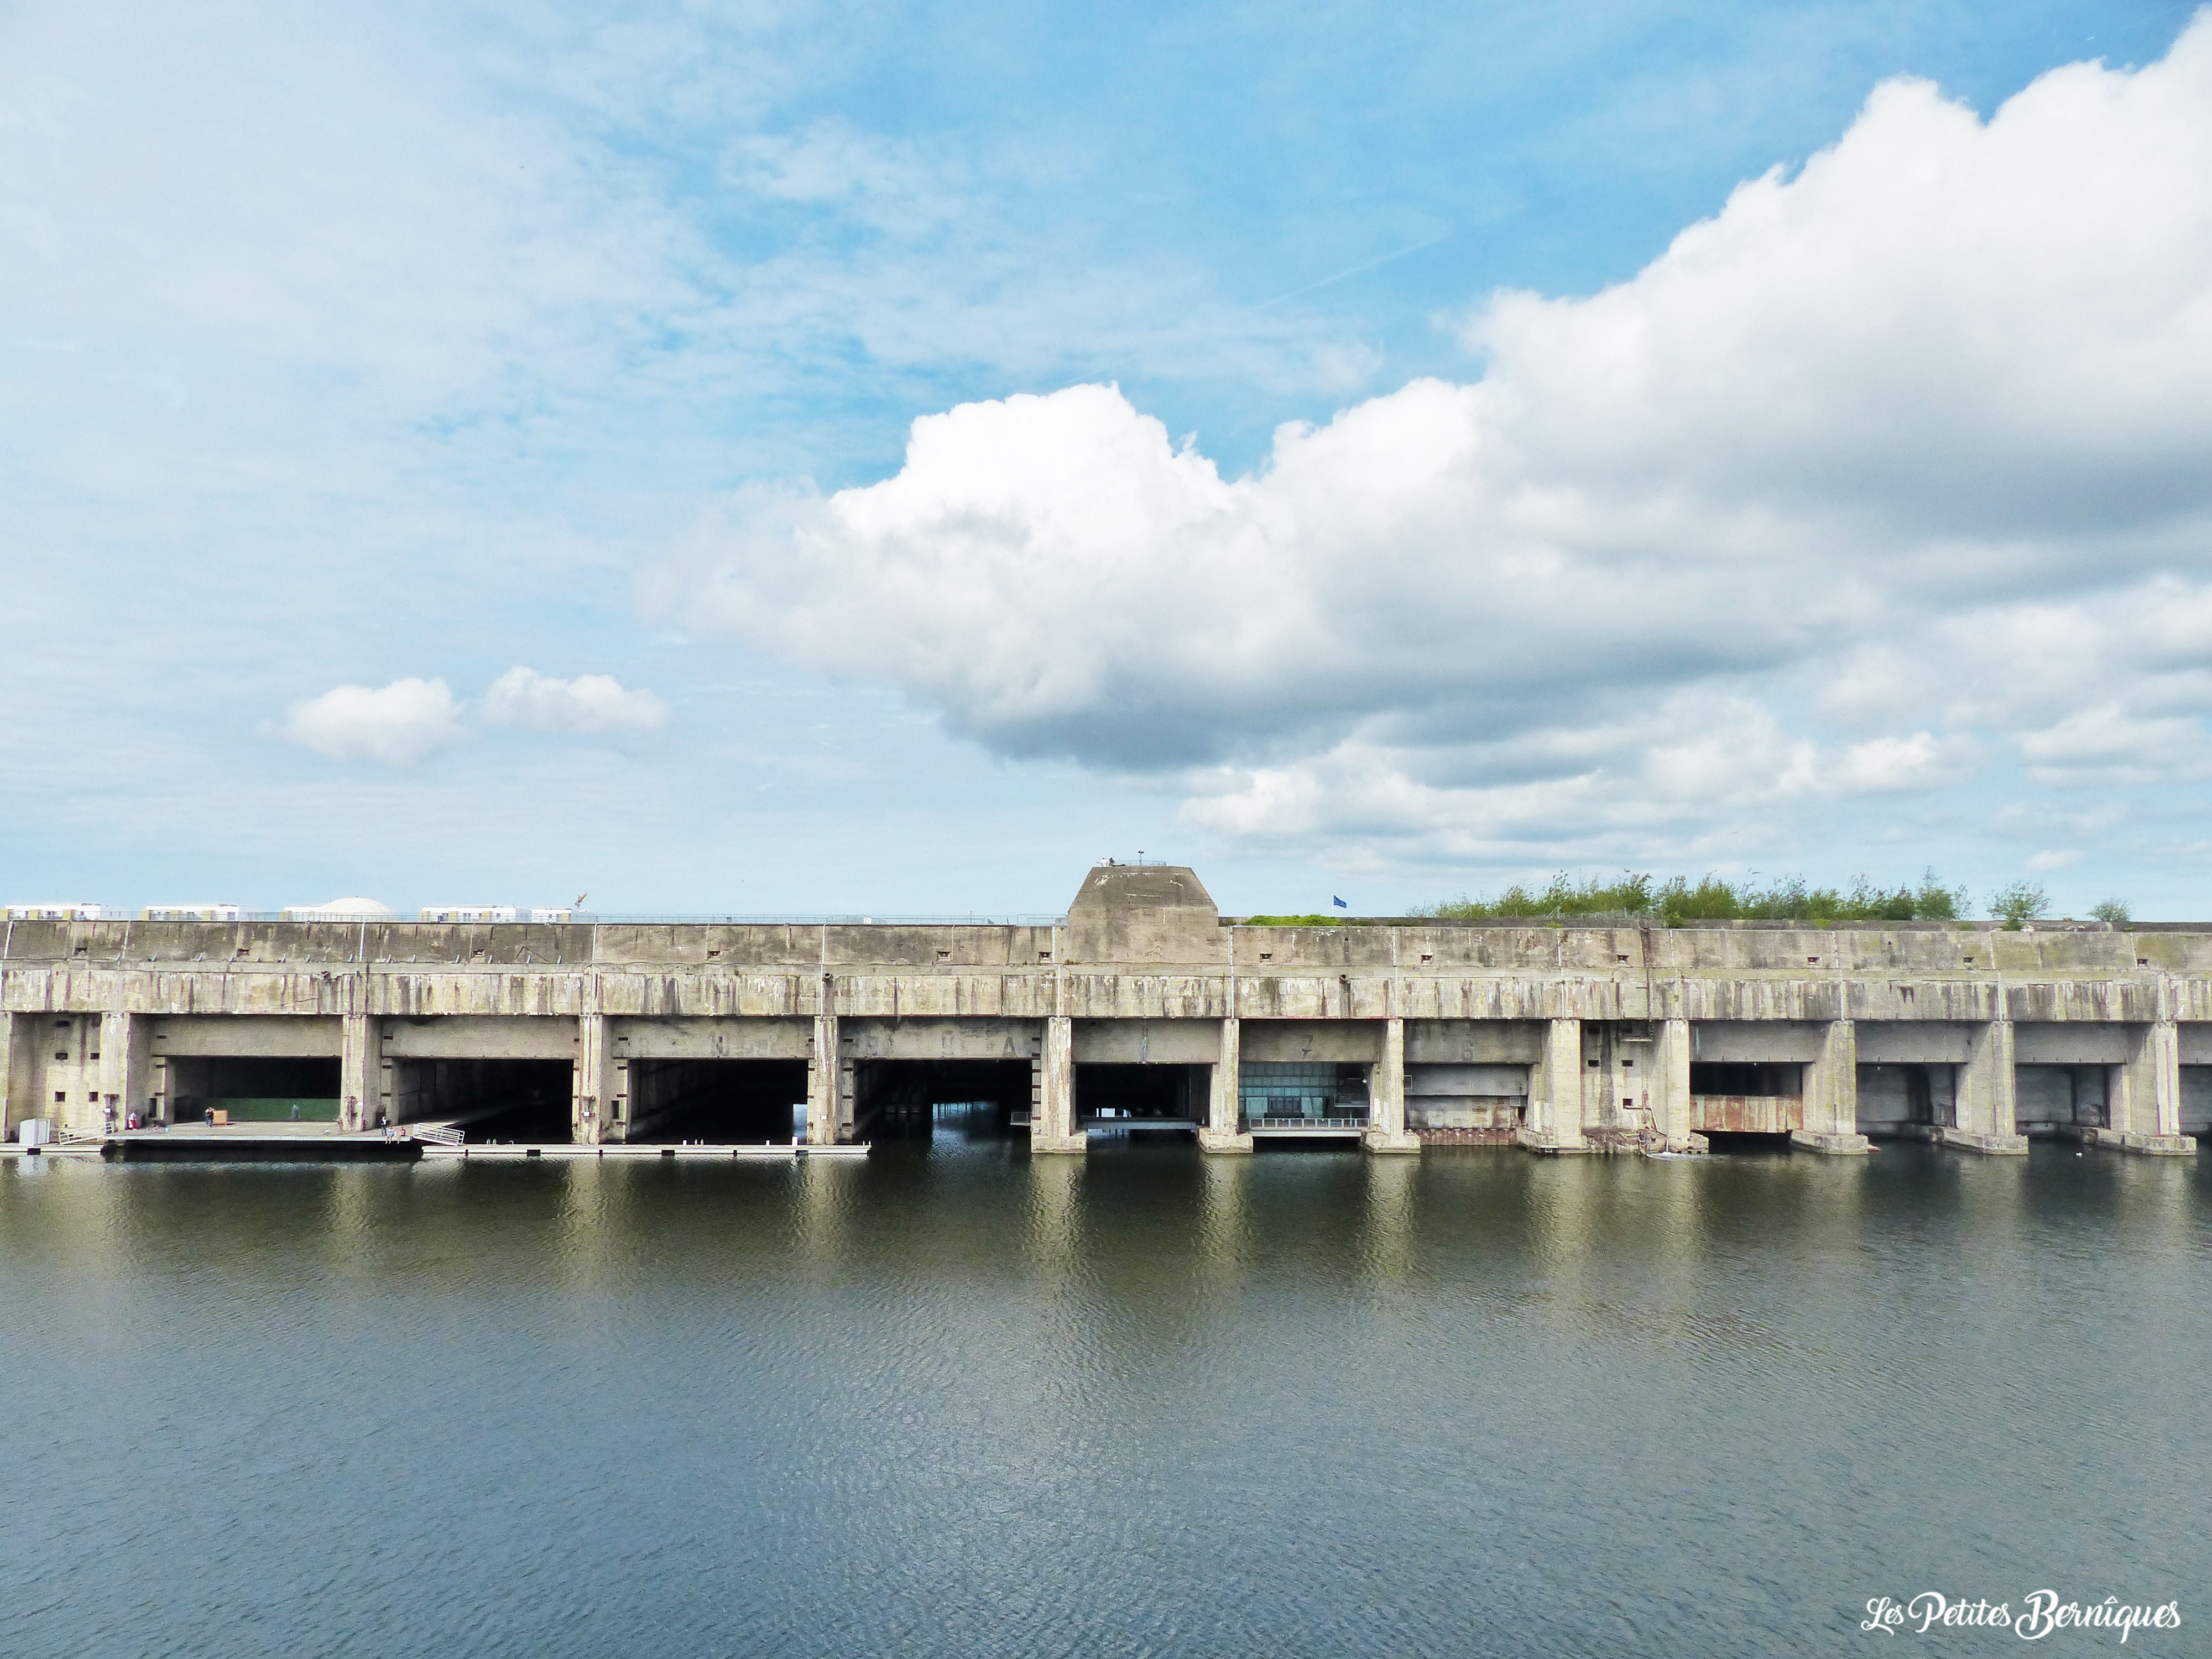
2;1133;2206;1656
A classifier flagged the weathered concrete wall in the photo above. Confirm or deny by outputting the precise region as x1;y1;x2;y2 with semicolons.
378;1017;578;1059
1068;865;1219;963
612;1016;811;1060
149;1015;342;1056
1405;1063;1527;1132
1072;1019;1218;1064
1692;1021;1828;1062
1241;1021;1383;1063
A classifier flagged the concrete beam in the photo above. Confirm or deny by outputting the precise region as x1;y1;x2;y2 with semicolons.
378;1016;578;1060
1691;1020;1830;1063
614;1016;812;1061
2176;1022;2212;1066
148;1016;343;1057
2012;1022;2139;1066
1072;1018;1222;1065
1857;1022;1983;1065
1240;1020;1384;1063
1403;1019;1547;1064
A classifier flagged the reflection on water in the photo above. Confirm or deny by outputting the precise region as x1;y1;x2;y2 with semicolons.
3;1138;2209;1658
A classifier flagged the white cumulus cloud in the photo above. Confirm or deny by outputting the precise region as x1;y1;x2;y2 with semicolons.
665;19;2212;867
483;667;670;738
281;669;666;764
281;679;465;766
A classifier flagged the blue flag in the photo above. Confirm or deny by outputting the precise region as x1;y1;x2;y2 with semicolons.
1332;896;1348;909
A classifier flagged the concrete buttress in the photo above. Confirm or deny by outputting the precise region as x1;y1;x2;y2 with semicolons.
575;1013;612;1145
1199;1016;1253;1154
2096;1019;2195;1155
1521;1018;1589;1152
1943;1021;2028;1154
0;1013;22;1136
1650;1018;1693;1149
1032;1014;1085;1154
806;1010;840;1146
99;1011;152;1126
1793;1020;1871;1154
340;1014;380;1133
1361;1016;1420;1154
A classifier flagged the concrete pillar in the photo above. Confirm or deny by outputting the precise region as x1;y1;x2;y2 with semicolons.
1361;1015;1420;1154
573;1014;612;1145
2093;1021;2196;1155
806;1011;840;1146
1031;1014;1086;1154
0;1013;23;1139
1793;1019;1870;1154
1941;1020;2027;1155
340;1014;381;1134
1520;1018;1588;1152
98;1010;152;1131
1199;1016;1252;1154
1649;1018;1693;1149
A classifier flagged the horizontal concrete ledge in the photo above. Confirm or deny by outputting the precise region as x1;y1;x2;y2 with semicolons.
1935;1127;2030;1156
0;1144;103;1157
1516;1130;1595;1156
2081;1129;2200;1156
1790;1130;1873;1156
1361;1129;1422;1155
419;1142;868;1162
1028;1134;1091;1155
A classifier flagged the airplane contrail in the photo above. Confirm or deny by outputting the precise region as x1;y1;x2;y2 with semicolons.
1253;230;1455;311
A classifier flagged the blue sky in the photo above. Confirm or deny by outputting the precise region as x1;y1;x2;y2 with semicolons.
4;1;2211;918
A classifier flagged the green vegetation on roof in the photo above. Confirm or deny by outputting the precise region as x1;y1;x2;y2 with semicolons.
1405;870;1971;927
1243;873;2131;929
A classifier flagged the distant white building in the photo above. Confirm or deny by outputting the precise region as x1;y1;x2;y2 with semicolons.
419;906;519;923
527;908;573;923
3;903;106;920
280;897;396;921
142;904;243;922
